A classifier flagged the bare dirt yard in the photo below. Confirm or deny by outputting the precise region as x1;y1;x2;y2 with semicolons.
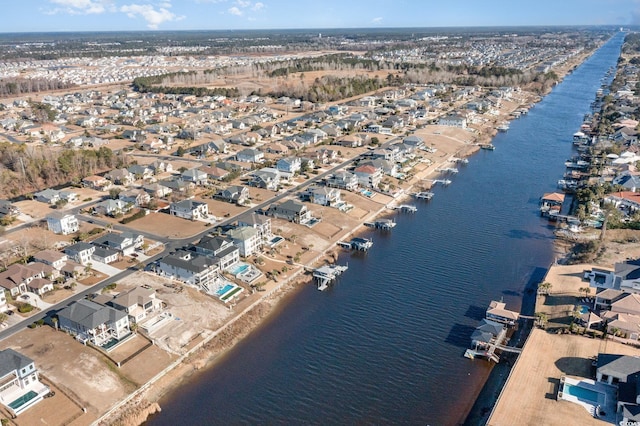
488;329;640;426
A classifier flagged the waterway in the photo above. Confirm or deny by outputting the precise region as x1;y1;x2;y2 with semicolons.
148;32;625;426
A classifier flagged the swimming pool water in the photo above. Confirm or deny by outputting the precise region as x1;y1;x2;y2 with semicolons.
216;284;235;296
564;383;600;403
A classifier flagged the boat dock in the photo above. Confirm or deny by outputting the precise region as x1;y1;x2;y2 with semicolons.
450;157;469;165
436;167;459;174
464;300;523;363
433;179;451;186
364;218;396;230
337;237;373;251
395;204;417;213
413;191;434;200
480;143;496;150
313;264;349;291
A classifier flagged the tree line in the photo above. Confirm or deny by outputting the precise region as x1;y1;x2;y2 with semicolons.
0;144;127;199
0;77;76;98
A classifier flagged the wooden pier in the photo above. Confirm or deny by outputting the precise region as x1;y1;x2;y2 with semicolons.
397;204;417;213
337;237;373;251
413;191;434;200
364;218;396;230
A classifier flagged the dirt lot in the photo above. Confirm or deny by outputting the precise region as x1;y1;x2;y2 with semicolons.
488;329;640;426
115;272;233;354
126;210;208;238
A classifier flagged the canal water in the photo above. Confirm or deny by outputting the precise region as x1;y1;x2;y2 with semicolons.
148;32;625;426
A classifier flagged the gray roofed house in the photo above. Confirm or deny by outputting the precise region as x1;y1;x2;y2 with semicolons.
170;199;209;220
57;299;131;346
193;235;240;270
34;188;60;204
0;348;49;416
109;286;163;324
181;168;208;186
267;199;312;224
0;200;19;218
237;213;272;243
64;242;95;265
215;185;249;205
226;226;261;257
157;250;220;292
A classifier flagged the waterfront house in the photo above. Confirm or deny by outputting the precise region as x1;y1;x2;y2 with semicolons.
193;235;240;270
595;354;640;422
158;250;220;292
109;286;163;324
305;185;342;207
470;319;505;348
0;349;50;416
57;298;131;346
327;171;359;191
46;211;79;235
169;200;209;220
215;185;249;205
237;213;272;243
354;164;382;189
438;112;467;128
64;242;96;265
226;226;261;257
267;200;312;224
485;300;519;326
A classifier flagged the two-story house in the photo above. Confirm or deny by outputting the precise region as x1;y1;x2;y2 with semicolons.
267;200;312;224
215;185;249;205
193;235;240;270
110;286;163;324
169;200;209;220
0;349;50;416
46;211;79;235
64;242;96;265
158;250;220;292
226;226;261;257
57;299;131;347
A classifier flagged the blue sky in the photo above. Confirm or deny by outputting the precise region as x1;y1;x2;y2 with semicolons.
3;0;640;32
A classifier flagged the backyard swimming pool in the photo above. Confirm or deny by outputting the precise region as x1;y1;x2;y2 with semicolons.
216;283;235;296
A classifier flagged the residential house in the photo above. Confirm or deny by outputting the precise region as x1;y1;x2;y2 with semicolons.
354;164;382;188
27;278;54;296
127;164;153;181
92;232;144;256
276;157;302;174
82;175;111;191
540;192;565;215
34;189;60;205
149;160;173;174
158;250;220;292
33;250;68;270
226;226;261;257
0;200;18;218
57;298;131;346
110;286;163;324
159;177;194;194
361;158;398;176
143;183;172;198
237;213;272;244
193;235;240;270
0;349;49;416
250;168;281;191
439;113;467;128
64;242;96;265
305;185;342;206
46;211;79;235
119;189;151;207
613;172;640;192
105;168;135;186
169;200;209;220
595;354;640;423
199;165;230;181
181;168;208;186
327;170;359;191
94;199;131;217
605;192;640;215
267;200;312;224
0;263;44;297
215;185;249;205
236;148;264;163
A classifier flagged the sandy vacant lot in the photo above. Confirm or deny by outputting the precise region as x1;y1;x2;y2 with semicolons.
488;329;640;426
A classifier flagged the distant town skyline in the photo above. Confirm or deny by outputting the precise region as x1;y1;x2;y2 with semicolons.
2;0;639;33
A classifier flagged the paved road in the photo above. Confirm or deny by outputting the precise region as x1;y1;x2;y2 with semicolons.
0;151;368;342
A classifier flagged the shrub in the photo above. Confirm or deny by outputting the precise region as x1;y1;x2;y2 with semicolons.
18;303;34;313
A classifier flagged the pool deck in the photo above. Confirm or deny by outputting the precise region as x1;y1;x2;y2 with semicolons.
487;328;640;426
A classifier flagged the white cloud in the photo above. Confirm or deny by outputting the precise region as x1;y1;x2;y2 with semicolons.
120;3;184;29
252;2;264;11
372;17;383;24
236;0;251;7
228;6;243;15
48;0;112;15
